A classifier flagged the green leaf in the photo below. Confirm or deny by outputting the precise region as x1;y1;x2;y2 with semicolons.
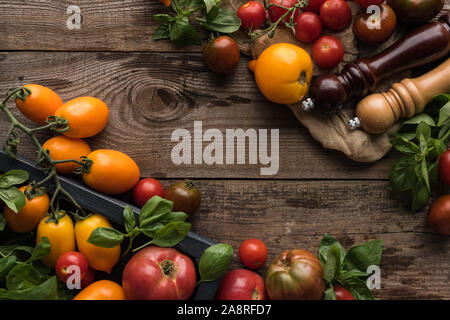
323;245;341;283
28;237;50;262
416;121;431;145
170;17;201;47
0;276;58;300
437;101;450;126
201;8;241;33
6;264;43;291
87;227;124;248
318;233;346;265
0;187;26;213
341;277;374;300
402;113;436;127
139;196;174;226
340;269;369;281
123;205;136;234
198;243;233;282
0;170;29;189
343;240;383;272
390;135;420;155
0;256;17;280
411;180;430;212
203;0;215;12
150;221;191;247
323;286;337;300
389;157;417;192
0;214;5;232
153;23;171;40
153;14;172;23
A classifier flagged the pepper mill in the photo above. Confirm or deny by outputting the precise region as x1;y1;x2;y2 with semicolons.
348;57;450;134
302;11;450;113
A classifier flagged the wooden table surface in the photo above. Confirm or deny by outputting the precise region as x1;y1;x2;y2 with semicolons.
0;0;449;299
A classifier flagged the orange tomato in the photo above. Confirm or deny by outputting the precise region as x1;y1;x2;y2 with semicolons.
54;97;109;138
158;0;171;6
73;280;125;300
42;136;92;175
82;149;140;195
4;186;49;233
15;84;63;124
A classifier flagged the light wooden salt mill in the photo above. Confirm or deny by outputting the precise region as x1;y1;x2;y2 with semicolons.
348;58;450;134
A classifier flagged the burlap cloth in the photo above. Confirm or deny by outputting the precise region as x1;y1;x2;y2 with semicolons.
227;0;413;162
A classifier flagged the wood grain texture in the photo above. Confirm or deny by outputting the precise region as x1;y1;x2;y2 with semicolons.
0;51;397;179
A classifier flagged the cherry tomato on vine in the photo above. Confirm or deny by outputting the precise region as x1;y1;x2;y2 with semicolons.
427;195;450;236
238;239;268;269
73;280;125;300
357;0;384;8
4;186;49;233
133;178;165;207
334;285;354;300
165;180;201;216
42;136;92;175
438;149;450;185
202;36;240;74
312;35;344;69
320;0;352;31
55;251;89;283
237;1;267;31
15;84;63;125
268;0;300;25
294;12;323;43
303;0;327;12
54;97;109;138
82;149;140;195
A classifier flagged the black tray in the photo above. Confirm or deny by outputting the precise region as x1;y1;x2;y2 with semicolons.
0;149;220;300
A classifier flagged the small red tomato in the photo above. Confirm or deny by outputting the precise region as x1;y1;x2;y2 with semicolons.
439;150;450;185
334;285;354;300
165;180;201;216
268;0;300;25
202;36;240;74
428;195;450;236
238;239;268;269
353;4;397;45
303;0;327;11
294;12;323;43
81;267;96;289
55;251;89;284
312;35;344;69
320;0;352;31
357;0;384;8
216;269;266;300
133;178;165;207
237;1;267;31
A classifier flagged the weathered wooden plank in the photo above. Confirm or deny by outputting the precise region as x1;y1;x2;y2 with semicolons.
0;51;397;179
185;179;449;300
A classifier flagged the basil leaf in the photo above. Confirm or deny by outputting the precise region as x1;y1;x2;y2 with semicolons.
153;14;172;23
0;214;5;231
389;157;417;192
402;113;435;127
390;135;420;155
198;243;233;282
202;8;241;33
323;245;341;283
0;170;29;189
437;101;450;126
28;237;50;262
160;211;189;223
153;23;171;40
141;211;189;237
150;221;191;247
0;187;26;213
123;205;136;234
6;264;43;291
318;233;346;265
139;196;174;226
323;286;337;300
0;256;17;280
343;240;383;272
341;277;374;300
0;276;58;300
340;269;369;281
171;17;201;47
141;222;164;238
411;180;430;212
87;227;124;248
189;0;207;11
203;0;215;13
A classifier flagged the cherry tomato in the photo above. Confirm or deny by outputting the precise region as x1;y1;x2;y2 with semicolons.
439;150;450;185
294;12;323;43
15;84;63;125
353;4;397;45
237;1;267;31
334;285;354;300
268;0;300;25
73;280;125;300
216;269;266;300
55;251;89;284
312;35;344;69
303;0;327;11
320;0;352;31
202;36;240;74
357;0;384;7
133;178;165;207
238;239;268;269
165;180;201;216
54;97;109;139
427;195;450;236
81;267;96;288
42;136;92;175
4;186;49;233
82;149;140;195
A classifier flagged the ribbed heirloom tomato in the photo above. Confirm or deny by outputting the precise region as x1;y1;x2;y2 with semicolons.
4;186;49;233
42;136;92;175
73;280;125;300
15;84;63;124
82;149;140;195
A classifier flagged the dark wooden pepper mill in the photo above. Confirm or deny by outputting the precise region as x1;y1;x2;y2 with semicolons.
301;11;450;113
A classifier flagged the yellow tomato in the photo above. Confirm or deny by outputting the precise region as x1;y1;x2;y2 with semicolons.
73;280;125;300
248;43;313;104
75;214;120;273
36;213;76;268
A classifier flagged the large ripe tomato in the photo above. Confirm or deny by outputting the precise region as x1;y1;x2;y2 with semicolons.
55;251;89;284
237;1;267;31
165;180;201;216
312;35;344;69
265;249;325;299
216;269;266;300
427;195;450;236
133;178;165;207
122;246;197;300
36;213;76;268
15;84;63;125
268;0;300;24
82;149;140;195
54;97;109;138
238;239;268;269
42;136;92;175
294;11;323;43
334;285;354;300
353;4;397;45
4;186;49;233
202;36;240;74
75;214;121;273
303;0;327;11
320;0;352;31
73;280;125;300
438;149;450;185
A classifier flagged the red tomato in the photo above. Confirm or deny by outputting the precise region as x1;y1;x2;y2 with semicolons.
320;0;352;31
357;0;384;8
81;267;96;289
294;12;323;43
202;36;240;74
122;246;197;300
237;1;267;31
303;0;327;11
427;195;450;236
268;0;300;25
55;251;89;284
216;269;266;300
334;285;354;300
133;178;165;207
238;239;268;269
439;150;450;185
312;35;344;69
